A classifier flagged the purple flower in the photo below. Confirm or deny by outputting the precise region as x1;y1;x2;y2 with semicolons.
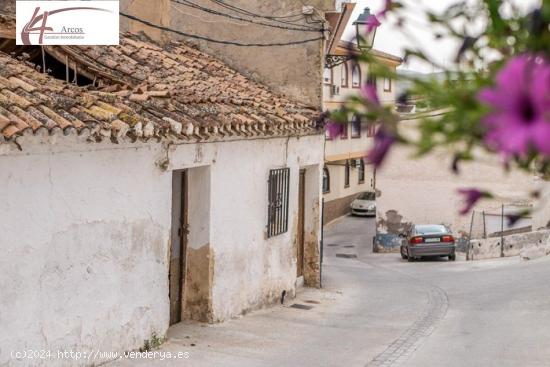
478;55;550;158
457;188;489;215
366;14;381;33
377;0;392;18
325;121;343;139
366;128;395;168
361;83;380;106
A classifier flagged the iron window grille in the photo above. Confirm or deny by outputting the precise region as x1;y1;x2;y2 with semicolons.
267;168;290;238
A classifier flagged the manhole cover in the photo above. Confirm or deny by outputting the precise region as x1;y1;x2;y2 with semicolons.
327;244;339;247
343;245;355;248
336;253;357;259
290;303;313;310
304;300;320;304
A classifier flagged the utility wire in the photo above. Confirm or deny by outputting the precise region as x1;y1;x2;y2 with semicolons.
120;12;324;47
208;0;324;28
171;0;323;32
208;0;307;22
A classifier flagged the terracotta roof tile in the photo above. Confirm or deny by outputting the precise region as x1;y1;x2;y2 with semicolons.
0;33;322;144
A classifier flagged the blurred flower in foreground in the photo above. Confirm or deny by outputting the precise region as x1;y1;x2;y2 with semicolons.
457;188;492;215
361;83;380;106
366;14;381;33
376;0;393;19
325;121;343;139
478;55;550;158
366;128;395;168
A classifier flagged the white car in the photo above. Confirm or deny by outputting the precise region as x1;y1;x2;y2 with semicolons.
350;192;376;217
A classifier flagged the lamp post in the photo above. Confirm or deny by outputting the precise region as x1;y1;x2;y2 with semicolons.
353;8;379;51
325;7;380;68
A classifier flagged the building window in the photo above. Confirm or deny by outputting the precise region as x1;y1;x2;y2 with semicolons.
341;121;348;139
384;77;392;92
341;63;348;87
344;160;350;188
351;64;361;88
323;67;332;85
267;168;290;238
358;159;365;183
323;167;330;193
367;124;376;137
367;74;377;89
351;115;361;138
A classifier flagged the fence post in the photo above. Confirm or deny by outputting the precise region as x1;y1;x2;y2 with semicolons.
500;204;505;257
467;211;475;261
482;211;486;239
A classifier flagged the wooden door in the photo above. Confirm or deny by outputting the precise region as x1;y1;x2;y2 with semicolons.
297;169;305;277
169;170;188;325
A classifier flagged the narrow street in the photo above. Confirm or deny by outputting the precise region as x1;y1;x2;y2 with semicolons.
112;216;550;366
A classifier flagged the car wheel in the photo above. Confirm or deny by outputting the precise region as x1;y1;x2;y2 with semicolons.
401;248;407;260
407;250;414;262
449;254;456;261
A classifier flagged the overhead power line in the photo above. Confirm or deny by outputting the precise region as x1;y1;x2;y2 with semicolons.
171;0;323;32
208;0;324;28
208;0;307;21
207;0;326;28
120;12;325;47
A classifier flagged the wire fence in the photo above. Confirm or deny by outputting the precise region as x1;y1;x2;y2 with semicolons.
468;204;532;241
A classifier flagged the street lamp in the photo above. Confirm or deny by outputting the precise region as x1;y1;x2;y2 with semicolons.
353;8;380;51
324;6;380;68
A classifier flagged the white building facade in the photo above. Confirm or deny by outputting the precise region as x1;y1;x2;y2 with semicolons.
0;33;324;365
322;40;402;223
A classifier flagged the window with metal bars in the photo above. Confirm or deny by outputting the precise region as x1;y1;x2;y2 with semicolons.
267;168;290;238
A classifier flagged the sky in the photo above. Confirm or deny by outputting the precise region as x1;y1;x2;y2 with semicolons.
340;0;541;73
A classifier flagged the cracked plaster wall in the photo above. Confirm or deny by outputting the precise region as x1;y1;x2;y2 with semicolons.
0;132;324;365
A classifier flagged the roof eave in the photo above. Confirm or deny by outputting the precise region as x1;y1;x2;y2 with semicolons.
325;2;356;56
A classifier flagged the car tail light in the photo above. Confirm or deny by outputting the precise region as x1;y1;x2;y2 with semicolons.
409;236;423;245
442;235;455;243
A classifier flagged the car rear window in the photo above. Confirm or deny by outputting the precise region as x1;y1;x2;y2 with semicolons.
415;225;447;234
357;192;375;200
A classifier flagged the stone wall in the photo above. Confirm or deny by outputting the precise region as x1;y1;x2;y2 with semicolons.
121;0;335;107
324;192;361;224
469;230;550;260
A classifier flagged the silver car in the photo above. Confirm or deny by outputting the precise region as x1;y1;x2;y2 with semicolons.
400;224;456;261
350;192;376;217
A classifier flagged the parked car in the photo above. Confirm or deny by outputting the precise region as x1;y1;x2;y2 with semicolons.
350;191;376;217
400;224;456;261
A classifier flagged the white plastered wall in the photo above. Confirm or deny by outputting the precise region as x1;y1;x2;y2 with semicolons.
0;132;323;365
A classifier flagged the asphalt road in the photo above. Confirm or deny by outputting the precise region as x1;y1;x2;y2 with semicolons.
110;215;550;367
325;215;550;367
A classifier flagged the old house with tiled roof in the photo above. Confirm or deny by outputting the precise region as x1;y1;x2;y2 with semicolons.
0;0;334;363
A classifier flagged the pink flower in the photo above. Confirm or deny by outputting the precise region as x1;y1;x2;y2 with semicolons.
325;121;343;139
478;55;550;158
366;14;381;33
366;128;395;168
457;188;490;215
361;83;380;106
377;0;392;18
